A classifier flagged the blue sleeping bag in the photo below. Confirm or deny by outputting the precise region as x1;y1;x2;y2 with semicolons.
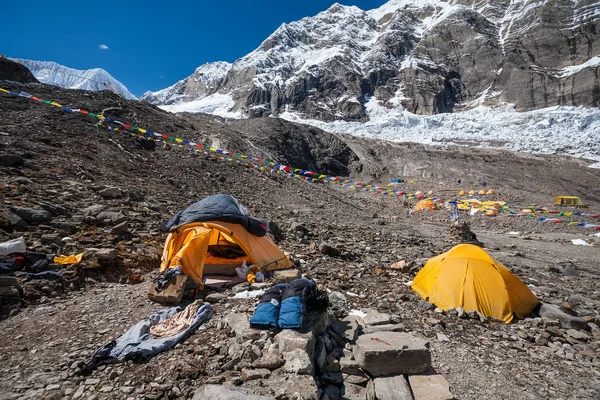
250;284;289;329
278;278;317;329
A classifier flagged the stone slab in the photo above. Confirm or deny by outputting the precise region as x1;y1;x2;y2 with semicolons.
343;383;368;400
362;310;393;326
192;384;271;400
408;374;453;400
374;375;413;400
353;332;431;376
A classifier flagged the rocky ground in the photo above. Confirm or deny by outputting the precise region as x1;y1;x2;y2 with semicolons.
0;81;600;400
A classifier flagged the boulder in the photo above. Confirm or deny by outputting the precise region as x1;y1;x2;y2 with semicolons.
408;374;453;400
0;155;24;167
538;303;589;330
96;211;127;225
373;375;413;400
192;385;271;400
110;221;129;235
98;187;123;199
10;207;52;225
274;375;319;400
353;332;431;376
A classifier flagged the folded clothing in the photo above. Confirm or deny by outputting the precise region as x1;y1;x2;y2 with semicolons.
250;284;289;329
149;299;204;338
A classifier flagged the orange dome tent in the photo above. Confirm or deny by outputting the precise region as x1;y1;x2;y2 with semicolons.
468;190;476;195
415;199;438;211
486;189;495;195
478;189;486;195
458;190;466;195
411;244;539;323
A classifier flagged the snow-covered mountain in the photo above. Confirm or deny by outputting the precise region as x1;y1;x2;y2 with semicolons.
13;59;137;100
143;0;600;121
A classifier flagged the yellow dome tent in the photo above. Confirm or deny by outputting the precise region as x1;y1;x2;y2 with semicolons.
415;199;438;211
427;190;434;195
458;190;466;195
486;189;495;195
415;190;424;196
468;190;476;195
478;189;486;195
411;244;539;323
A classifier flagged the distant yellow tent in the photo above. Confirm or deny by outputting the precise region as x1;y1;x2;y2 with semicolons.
554;196;583;206
411;244;539;323
468;190;476;195
415;199;438;211
427;190;434;195
458;190;466;195
478;189;486;195
486;189;495;195
415;191;424;196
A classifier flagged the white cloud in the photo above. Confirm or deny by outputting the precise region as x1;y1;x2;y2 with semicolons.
98;44;109;50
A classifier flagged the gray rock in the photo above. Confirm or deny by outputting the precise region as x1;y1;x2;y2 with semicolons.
110;221;129;235
0;210;27;229
274;375;320;400
282;348;313;375
252;350;284;370
95;248;119;261
353;332;431;376
362;324;406;334
272;269;301;283
566;329;590;340
192;385;271;400
539;303;589;330
39;202;68;216
0;155;24;167
99;187;123;199
11;207;52;225
205;293;227;302
82;204;105;217
96;211;126;225
331;315;362;344
408;374;453;400
14;176;33;185
362;310;393;326
241;368;270;381
562;265;580;277
319;242;341;257
275;329;316;358
373;375;413;400
328;291;349;318
225;313;251;337
343;383;367;400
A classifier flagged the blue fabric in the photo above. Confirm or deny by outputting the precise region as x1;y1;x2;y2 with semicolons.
250;301;280;329
160;194;267;236
278;296;303;329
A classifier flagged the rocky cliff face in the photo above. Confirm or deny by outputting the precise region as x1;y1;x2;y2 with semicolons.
142;0;600;121
0;58;39;83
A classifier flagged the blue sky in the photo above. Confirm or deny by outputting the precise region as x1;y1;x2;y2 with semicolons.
0;0;386;97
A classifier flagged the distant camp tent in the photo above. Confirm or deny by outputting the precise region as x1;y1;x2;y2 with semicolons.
415;199;438;211
486;189;495;195
411;244;539;323
468;190;476;195
478;189;486;195
554;196;583;206
415;191;424;196
159;194;293;288
458;190;466;195
389;178;404;185
427;190;434;195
